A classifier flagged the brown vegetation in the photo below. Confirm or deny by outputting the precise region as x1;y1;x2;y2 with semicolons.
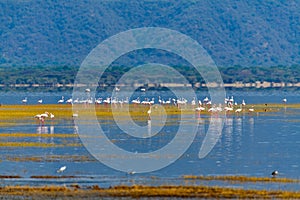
0;185;299;199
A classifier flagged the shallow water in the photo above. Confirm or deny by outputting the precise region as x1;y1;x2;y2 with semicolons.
0;90;299;191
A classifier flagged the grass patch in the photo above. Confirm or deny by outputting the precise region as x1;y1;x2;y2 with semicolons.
183;175;300;183
0;103;298;122
0;185;299;198
0;142;81;148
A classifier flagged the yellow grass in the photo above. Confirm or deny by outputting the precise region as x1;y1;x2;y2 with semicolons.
183;175;300;183
5;155;95;162
0;142;81;148
0;185;299;199
0;103;297;122
0;133;78;138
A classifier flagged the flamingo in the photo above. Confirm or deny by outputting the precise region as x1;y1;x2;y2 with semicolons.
229;96;234;103
40;111;49;118
127;170;136;175
66;98;73;104
191;97;196;106
158;96;163;104
95;98;102;104
22;97;27;104
73;98;79;104
147;107;151;120
115;87;120;92
131;98;140;104
248;106;254;112
57;166;67;173
50;113;55;119
235;107;242;113
103;97;111;104
58;96;64;104
34;114;42;122
198;100;202;106
34;112;48;125
203;97;209;103
149;98;155;105
208;105;218;113
242;99;246;106
165;98;171;105
224;107;233;112
195;106;205;111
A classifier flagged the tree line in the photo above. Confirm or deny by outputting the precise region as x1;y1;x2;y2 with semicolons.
0;65;299;88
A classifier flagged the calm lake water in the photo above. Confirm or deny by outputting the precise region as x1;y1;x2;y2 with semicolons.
0;89;299;191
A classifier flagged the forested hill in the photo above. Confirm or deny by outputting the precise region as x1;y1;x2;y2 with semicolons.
0;1;299;68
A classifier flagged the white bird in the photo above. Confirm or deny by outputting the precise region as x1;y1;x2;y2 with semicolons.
191;98;196;106
224;107;233;112
85;88;91;93
115;87;120;92
235;108;242;113
72;113;79;118
149;98;155;105
95;98;102;104
57;166;67;173
198;100;202;106
131;98;140;104
203;97;209;103
40;112;49;118
271;170;278;177
103;97;111;104
140;88;146;92
34;114;42;119
147;107;151;120
242;99;246;106
195;106;205;111
38;99;43;104
22;97;27;104
50;113;55;119
208;107;217;112
73;98;79;104
128;170;136;175
248;106;254;112
282;98;287;103
66;98;73;104
34;112;48;125
58;96;64;104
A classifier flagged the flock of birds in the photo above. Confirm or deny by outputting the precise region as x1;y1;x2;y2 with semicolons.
28;94;289;124
27;88;284;177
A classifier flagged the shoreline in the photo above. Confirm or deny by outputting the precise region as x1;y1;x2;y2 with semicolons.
2;80;300;89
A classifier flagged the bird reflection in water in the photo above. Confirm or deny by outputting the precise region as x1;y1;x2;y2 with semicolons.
37;126;48;134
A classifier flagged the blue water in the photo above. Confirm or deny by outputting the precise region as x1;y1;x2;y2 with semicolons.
0;89;299;191
1;88;300;105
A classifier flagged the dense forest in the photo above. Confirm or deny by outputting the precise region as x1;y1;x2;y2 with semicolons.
1;1;299;68
0;65;299;89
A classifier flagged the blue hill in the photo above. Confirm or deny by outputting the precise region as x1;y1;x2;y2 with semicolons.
0;0;299;67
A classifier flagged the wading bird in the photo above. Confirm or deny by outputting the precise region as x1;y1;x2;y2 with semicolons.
58;96;64;104
57;166;67;173
282;98;287;103
271;170;278;177
22;97;27;104
147;107;151;120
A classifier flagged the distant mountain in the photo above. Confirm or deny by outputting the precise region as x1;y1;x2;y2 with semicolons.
0;0;299;67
